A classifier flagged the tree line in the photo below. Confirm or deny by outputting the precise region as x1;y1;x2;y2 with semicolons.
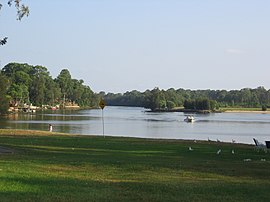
0;63;99;114
103;86;270;111
1;62;270;114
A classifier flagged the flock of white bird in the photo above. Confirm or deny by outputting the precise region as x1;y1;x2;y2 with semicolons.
187;138;268;162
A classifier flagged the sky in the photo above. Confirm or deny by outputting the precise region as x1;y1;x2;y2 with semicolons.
0;0;270;93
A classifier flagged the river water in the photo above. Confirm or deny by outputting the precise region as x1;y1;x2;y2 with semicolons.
0;106;269;144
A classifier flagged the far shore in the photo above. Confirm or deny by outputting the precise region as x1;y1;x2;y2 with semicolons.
224;110;270;114
149;107;270;114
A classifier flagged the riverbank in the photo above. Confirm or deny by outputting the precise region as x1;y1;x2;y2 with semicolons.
224;110;270;113
152;107;270;114
222;107;270;113
0;129;269;201
150;107;212;113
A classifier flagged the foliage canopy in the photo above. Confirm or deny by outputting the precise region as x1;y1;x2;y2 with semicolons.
0;63;98;112
104;86;270;111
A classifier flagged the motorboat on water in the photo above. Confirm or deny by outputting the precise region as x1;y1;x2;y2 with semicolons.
184;115;195;122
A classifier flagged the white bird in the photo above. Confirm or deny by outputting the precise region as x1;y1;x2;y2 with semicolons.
231;150;235;154
189;147;193;151
216;149;221;155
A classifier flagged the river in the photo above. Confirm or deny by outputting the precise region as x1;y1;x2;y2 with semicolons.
0;106;269;144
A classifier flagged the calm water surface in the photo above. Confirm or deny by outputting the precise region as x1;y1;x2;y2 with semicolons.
1;106;270;144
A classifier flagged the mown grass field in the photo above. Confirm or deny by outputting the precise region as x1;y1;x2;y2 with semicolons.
0;129;269;202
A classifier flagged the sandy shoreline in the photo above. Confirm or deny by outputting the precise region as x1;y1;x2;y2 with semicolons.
224;110;270;114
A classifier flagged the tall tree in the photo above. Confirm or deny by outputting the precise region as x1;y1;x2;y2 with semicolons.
29;66;51;106
1;63;98;109
144;88;166;111
70;79;84;104
2;63;32;104
0;73;10;114
44;76;61;106
55;69;73;101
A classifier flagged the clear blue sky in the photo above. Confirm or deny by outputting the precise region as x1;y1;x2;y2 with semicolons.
1;0;270;93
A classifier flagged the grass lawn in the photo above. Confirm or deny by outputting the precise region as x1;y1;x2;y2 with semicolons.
0;129;269;202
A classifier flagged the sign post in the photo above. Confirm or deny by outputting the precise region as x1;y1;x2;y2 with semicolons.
99;98;106;138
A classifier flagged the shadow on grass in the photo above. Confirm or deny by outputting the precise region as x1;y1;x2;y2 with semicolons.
1;135;270;180
1;175;270;202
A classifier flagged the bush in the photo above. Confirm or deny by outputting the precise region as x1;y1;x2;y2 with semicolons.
167;101;176;109
262;105;267;111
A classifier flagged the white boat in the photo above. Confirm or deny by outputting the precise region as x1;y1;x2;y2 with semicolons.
184;115;195;122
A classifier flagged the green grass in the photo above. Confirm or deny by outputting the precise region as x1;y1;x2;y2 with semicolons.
0;129;269;202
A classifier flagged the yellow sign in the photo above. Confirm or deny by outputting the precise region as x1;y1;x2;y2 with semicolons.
99;99;106;109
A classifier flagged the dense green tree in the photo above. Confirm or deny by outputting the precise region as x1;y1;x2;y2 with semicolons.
79;86;97;107
183;100;195;110
143;88;167;111
164;88;181;107
104;87;268;110
166;100;176;109
55;70;98;107
70;79;89;106
4;62;269;111
1;63;97;108
262;105;267;111
104;90;145;107
255;86;268;105
0;73;10;114
184;99;217;111
71;79;84;102
8;83;28;104
2;63;32;104
44;76;61;106
210;100;219;110
55;69;73;101
28;66;53;106
2;63;32;78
